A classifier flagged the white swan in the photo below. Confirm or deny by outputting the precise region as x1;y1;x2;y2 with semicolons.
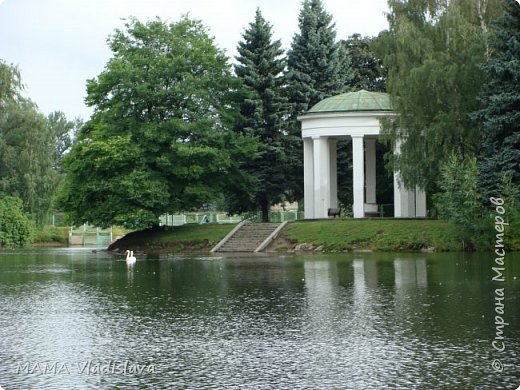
125;250;136;264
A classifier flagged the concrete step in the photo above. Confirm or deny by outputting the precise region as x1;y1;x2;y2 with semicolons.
219;244;261;248
214;222;281;252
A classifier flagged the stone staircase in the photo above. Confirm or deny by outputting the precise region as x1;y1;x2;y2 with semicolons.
212;222;283;253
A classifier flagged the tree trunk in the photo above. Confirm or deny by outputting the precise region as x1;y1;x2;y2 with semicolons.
260;200;269;223
477;0;490;59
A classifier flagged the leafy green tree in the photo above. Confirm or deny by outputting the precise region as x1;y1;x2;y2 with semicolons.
59;131;169;228
58;17;243;228
229;9;293;222
0;60;22;104
0;61;69;224
342;34;386;92
0;194;33;248
473;0;520;201
0;99;57;224
374;0;502;194
47;111;82;172
434;155;482;245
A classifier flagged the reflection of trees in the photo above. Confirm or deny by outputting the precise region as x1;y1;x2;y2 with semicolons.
421;253;517;342
81;255;309;333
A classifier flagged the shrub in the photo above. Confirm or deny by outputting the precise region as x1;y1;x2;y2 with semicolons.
433;155;484;247
0;194;34;248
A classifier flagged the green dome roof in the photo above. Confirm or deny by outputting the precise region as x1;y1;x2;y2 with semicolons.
308;90;392;113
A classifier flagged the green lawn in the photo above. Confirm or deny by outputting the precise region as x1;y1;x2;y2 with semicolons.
108;224;235;252
282;219;463;252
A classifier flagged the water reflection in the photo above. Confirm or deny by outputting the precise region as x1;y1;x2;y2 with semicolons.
394;258;427;288
127;262;134;285
303;260;337;316
0;249;518;389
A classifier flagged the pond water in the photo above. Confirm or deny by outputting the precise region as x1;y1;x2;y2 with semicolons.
0;248;519;389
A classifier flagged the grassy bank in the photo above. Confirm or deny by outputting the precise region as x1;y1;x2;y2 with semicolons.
108;219;472;253
108;224;235;253
279;219;463;252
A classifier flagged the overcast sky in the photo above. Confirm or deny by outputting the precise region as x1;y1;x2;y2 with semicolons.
0;0;389;121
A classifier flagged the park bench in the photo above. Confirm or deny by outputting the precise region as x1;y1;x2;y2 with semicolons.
328;208;341;218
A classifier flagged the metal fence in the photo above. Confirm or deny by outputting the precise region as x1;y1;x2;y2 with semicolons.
245;210;304;223
53;205;392;232
159;211;305;226
159;212;243;226
69;224;113;246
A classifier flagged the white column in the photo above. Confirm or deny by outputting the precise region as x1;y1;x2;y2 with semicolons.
352;136;365;218
365;138;376;205
394;171;415;217
415;187;427;218
393;138;428;218
394;171;403;217
393;138;414;218
313;136;331;219
303;138;315;219
329;139;338;209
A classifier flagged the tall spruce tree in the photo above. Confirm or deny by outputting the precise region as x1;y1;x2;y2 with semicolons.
473;0;520;201
342;34;386;92
284;0;352;204
287;0;351;116
231;9;291;222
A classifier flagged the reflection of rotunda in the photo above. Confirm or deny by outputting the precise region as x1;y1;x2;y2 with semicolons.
299;89;426;219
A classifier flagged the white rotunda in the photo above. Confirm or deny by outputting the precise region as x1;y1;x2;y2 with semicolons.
298;89;426;219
